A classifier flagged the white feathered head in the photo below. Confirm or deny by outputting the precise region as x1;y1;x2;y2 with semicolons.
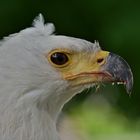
0;14;133;140
0;14;133;119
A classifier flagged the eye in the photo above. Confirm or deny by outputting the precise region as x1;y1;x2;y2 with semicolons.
97;58;104;63
50;52;69;66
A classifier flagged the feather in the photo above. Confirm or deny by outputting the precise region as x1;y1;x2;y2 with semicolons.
33;13;55;36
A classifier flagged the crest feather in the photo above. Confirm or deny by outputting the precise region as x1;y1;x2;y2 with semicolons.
33;13;45;28
33;13;55;35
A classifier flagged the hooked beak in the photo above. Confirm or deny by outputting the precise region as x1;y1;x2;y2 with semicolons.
103;52;133;94
62;49;133;95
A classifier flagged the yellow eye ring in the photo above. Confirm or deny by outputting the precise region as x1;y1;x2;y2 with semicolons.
47;50;71;68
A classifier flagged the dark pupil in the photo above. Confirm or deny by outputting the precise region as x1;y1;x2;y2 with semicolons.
51;52;68;65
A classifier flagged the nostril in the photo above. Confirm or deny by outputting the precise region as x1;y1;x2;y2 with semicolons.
97;58;104;63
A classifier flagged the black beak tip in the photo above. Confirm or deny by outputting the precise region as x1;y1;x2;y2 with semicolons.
105;52;133;95
125;69;133;95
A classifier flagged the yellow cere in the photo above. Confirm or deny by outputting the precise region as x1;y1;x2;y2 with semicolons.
46;48;109;85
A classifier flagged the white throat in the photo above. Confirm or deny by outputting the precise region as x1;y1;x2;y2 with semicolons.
0;79;81;140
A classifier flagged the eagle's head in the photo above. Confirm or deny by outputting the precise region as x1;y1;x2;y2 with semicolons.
0;14;133;140
0;14;133;117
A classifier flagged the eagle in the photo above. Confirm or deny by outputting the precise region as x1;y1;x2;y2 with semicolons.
0;14;133;140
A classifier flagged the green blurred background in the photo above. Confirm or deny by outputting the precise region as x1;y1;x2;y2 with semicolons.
0;0;139;139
